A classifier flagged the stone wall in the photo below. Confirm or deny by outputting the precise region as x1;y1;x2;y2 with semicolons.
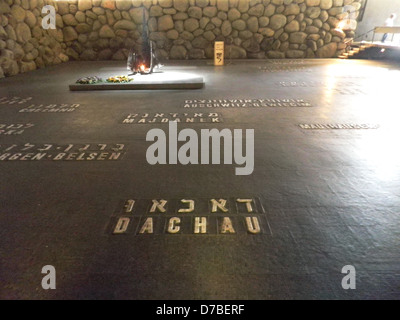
1;0;363;78
0;0;68;78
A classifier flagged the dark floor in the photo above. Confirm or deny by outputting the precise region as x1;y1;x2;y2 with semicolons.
0;59;399;299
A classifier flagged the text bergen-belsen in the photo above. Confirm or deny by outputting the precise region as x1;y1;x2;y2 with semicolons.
0;143;125;161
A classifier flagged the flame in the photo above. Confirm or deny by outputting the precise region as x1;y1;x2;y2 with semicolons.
140;64;145;71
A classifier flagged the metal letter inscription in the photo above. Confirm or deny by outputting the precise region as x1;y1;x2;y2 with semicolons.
211;199;228;213
0;143;125;161
122;113;223;124
298;124;379;130
178;200;194;213
183;99;312;108
0;124;34;135
108;198;267;236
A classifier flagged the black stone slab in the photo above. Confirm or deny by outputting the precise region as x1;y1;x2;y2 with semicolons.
1;59;400;300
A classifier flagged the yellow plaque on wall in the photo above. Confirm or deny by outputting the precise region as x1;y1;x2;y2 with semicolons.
214;41;224;66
